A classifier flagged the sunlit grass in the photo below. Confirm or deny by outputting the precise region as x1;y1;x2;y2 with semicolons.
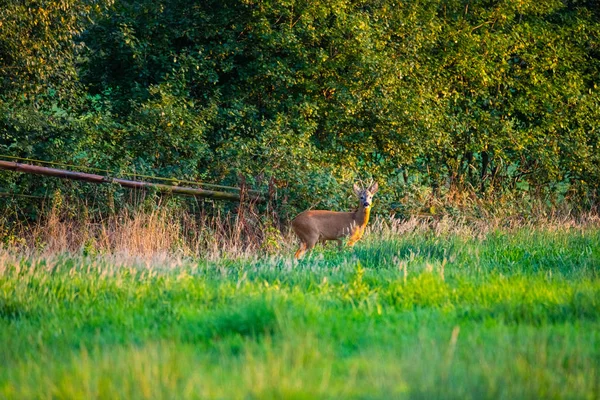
1;224;599;399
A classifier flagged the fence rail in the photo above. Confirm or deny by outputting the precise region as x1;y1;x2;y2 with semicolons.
0;160;264;203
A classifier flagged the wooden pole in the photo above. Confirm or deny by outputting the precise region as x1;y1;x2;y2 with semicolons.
0;160;264;203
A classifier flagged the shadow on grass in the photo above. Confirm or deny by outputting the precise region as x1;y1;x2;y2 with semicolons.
180;298;279;343
354;238;454;269
0;297;29;321
457;291;600;325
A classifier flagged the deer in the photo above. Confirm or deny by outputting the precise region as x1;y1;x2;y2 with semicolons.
291;182;379;259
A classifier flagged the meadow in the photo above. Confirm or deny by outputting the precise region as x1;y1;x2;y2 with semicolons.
1;217;599;399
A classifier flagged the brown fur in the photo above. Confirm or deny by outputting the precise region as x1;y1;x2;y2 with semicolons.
291;182;378;259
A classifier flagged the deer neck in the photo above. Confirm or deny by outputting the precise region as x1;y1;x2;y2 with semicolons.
354;205;371;228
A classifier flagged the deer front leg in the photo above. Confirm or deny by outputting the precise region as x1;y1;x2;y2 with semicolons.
346;227;364;247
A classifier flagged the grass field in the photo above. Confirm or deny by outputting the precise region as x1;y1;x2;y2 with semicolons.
1;222;599;399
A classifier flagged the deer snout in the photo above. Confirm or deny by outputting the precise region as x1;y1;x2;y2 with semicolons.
363;201;371;208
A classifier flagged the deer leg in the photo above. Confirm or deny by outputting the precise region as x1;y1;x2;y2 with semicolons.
347;228;363;247
305;236;318;253
295;233;319;259
294;242;307;259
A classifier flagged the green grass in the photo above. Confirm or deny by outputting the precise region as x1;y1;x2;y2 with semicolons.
1;226;599;399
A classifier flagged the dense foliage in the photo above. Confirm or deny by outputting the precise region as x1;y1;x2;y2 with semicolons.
1;0;599;217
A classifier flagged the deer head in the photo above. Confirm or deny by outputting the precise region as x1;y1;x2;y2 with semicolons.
353;181;379;208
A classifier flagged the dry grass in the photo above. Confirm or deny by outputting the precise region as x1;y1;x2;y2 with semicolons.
371;212;600;241
1;199;276;260
2;196;599;261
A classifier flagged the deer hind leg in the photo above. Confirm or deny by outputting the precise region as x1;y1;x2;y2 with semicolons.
294;242;307;259
305;237;318;254
294;235;318;259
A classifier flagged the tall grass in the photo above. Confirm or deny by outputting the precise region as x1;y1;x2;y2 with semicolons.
1;203;599;398
2;195;599;261
1;197;280;259
1;225;599;398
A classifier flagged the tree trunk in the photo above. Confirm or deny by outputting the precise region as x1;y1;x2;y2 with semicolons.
480;151;489;194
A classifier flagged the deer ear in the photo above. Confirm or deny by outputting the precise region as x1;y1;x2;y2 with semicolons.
368;182;379;194
353;183;361;195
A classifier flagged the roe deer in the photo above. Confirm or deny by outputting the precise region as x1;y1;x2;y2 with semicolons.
291;182;379;259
